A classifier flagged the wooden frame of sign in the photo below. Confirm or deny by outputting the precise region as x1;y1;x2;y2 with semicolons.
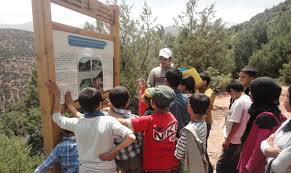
31;0;120;172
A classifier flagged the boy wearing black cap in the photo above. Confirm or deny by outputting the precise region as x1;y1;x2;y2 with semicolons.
118;85;180;173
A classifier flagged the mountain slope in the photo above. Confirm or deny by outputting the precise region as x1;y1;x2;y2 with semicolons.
0;29;35;113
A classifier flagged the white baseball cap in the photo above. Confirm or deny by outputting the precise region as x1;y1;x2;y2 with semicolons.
159;48;172;59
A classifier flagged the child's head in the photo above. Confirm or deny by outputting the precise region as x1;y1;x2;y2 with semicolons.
285;85;291;112
151;85;175;111
250;76;281;107
78;87;102;113
101;98;111;108
165;67;182;89
179;76;195;94
226;80;244;99
188;93;210;119
109;86;130;109
199;72;211;88
239;67;256;87
143;87;154;106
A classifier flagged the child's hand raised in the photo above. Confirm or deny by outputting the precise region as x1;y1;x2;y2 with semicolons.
45;80;61;113
45;80;61;98
65;91;73;107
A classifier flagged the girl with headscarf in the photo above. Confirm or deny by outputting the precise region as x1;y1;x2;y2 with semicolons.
261;86;291;173
237;77;287;173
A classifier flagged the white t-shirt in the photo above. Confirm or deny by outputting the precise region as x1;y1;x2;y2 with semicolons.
223;94;252;144
53;112;133;173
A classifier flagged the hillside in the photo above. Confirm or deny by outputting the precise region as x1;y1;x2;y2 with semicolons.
228;0;291;80
0;29;35;113
232;0;291;32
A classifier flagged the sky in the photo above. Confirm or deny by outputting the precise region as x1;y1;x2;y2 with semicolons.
0;0;286;28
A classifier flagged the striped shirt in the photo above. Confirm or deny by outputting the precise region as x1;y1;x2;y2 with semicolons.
113;108;143;160
175;120;207;160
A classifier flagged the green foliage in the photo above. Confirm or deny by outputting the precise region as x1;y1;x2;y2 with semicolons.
229;0;291;78
204;67;231;92
0;111;27;137
173;0;234;74
249;38;290;77
0;67;43;155
230;31;257;72
0;134;42;173
23;67;40;108
25;108;43;155
104;0;174;112
280;60;291;84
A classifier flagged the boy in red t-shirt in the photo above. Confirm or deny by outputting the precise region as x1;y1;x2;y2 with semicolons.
118;85;180;172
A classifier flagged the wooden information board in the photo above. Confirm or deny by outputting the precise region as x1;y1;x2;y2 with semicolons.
31;0;120;172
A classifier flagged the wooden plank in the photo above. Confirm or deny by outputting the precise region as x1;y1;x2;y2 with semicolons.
52;22;113;41
111;5;121;86
31;0;60;173
51;0;114;24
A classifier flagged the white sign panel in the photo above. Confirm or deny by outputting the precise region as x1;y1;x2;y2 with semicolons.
53;30;114;103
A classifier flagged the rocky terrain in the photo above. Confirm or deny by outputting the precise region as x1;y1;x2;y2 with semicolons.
0;29;35;113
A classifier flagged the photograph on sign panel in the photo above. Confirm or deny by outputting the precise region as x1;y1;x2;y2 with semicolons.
78;56;103;91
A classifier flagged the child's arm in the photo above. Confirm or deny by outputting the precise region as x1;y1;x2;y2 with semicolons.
99;133;136;161
117;118;132;129
34;144;60;173
117;116;151;133
223;122;241;149
175;130;187;160
269;145;291;173
99;118;136;161
46;80;78;132
45;80;61;114
64;91;82;118
261;134;281;158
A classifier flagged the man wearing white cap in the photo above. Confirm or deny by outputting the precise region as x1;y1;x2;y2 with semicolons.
147;48;173;87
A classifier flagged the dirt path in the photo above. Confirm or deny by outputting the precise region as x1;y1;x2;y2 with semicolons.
208;86;289;172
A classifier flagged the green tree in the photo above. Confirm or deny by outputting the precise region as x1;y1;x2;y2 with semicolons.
249;38;289;77
0;134;42;173
280;60;291;84
1;67;43;155
231;31;257;72
104;0;173;112
173;0;233;74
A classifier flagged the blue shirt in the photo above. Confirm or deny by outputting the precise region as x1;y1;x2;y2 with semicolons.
169;91;190;133
34;137;79;173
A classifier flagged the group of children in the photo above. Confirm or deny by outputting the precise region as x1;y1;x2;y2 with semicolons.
40;65;215;173
216;68;291;173
36;47;291;173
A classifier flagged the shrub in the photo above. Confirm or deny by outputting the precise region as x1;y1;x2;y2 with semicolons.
0;134;42;173
280;61;291;84
204;67;231;92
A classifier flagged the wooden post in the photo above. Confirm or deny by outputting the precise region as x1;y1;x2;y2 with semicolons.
111;5;121;87
32;1;120;172
31;0;60;173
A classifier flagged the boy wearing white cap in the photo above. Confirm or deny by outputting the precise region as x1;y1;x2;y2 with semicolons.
147;48;173;87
